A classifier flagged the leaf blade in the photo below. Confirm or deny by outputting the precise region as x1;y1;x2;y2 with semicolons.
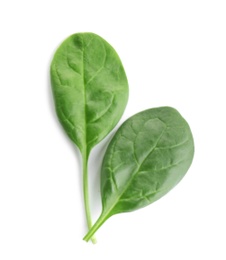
83;107;195;241
50;32;129;154
101;107;194;215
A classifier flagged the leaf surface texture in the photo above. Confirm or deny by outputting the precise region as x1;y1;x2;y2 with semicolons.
51;33;129;155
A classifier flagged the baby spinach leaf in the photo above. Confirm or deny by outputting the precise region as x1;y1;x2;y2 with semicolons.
50;33;128;243
83;107;194;241
51;33;128;155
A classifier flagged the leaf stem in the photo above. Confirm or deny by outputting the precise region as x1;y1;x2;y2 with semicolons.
82;151;97;244
83;212;108;242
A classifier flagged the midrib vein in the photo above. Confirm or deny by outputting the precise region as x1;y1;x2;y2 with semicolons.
103;125;167;217
82;35;87;155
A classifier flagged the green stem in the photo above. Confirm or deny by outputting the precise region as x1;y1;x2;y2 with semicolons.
83;212;108;242
82;151;97;244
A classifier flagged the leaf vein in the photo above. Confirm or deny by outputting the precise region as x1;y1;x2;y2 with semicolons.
156;138;189;150
88;94;115;124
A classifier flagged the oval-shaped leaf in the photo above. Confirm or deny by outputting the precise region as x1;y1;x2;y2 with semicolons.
83;107;194;241
50;32;129;155
50;33;129;243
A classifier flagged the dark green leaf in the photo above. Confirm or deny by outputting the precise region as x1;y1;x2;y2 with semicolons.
83;107;194;241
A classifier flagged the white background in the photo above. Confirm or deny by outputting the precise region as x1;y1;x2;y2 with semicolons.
0;0;226;259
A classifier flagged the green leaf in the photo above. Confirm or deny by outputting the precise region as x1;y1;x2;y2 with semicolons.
50;33;129;243
83;107;194;241
51;33;129;156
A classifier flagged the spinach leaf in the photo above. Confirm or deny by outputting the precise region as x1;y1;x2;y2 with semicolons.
83;107;194;241
50;33;129;243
